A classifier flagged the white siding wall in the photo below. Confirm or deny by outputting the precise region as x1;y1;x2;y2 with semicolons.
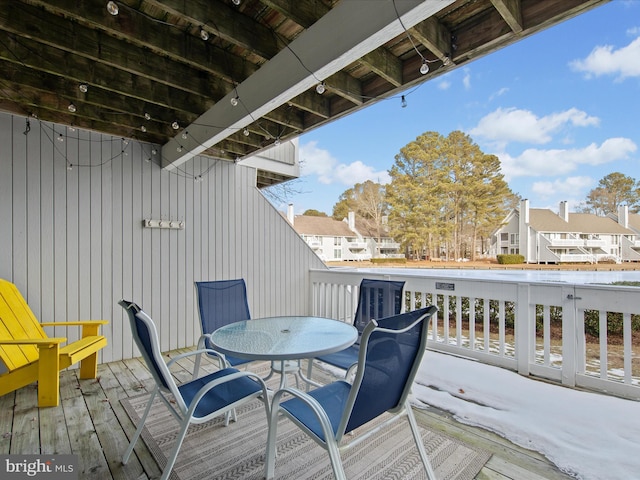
0;113;326;363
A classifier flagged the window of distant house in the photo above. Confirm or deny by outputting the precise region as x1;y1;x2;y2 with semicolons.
510;233;519;244
334;237;341;246
510;247;519;254
501;232;508;241
334;249;341;259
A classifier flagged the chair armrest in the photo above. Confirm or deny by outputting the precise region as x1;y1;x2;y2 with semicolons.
0;338;66;346
167;348;225;367
187;370;271;417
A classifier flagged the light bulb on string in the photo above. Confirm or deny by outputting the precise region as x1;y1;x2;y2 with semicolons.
68;103;77;113
144;112;151;120
230;96;239;106
172;121;180;129
57;134;64;142
79;84;88;93
181;131;188;139
274;137;281;146
200;27;209;41
316;82;325;94
140;125;147;132
107;1;119;15
420;59;429;75
243;128;250;136
401;95;407;108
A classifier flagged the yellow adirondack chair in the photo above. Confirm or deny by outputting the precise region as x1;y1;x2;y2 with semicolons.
0;279;108;407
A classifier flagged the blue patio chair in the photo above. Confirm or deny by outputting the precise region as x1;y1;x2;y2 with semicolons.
265;306;438;480
307;278;405;381
193;279;253;377
118;300;270;480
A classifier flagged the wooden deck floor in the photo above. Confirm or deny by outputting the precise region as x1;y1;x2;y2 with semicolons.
0;349;573;480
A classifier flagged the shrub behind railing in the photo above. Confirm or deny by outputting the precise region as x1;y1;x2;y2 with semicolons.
497;254;525;264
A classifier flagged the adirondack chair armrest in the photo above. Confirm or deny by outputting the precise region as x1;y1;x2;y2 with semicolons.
40;320;109;337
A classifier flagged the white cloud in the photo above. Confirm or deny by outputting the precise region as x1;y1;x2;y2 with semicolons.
462;69;471;90
299;141;390;186
498;137;637;180
488;87;509;102
531;176;593;199
469;107;600;147
438;79;451;90
570;36;640;80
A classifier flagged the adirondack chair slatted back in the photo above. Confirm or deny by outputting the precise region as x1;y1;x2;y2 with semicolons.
0;279;48;371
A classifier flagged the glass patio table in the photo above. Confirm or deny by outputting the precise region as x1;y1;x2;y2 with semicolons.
210;316;357;389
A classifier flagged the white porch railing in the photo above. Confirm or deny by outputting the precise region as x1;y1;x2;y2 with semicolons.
309;269;640;400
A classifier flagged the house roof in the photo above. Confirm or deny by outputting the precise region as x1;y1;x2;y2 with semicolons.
528;209;634;234
353;216;390;239
0;0;607;185
292;216;353;237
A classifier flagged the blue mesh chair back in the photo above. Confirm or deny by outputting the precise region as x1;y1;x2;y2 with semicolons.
309;278;405;376
195;279;252;368
353;278;405;340
346;306;430;432
119;300;175;395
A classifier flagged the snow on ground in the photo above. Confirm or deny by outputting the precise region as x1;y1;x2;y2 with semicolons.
413;351;640;480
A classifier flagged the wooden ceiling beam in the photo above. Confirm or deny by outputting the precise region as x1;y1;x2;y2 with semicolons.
411;16;453;62
361;47;403;88
491;0;523;33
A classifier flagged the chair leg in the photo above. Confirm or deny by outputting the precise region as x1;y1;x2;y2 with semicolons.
123;388;158;464
264;397;281;480
160;415;192;480
325;437;347;480
406;405;436;480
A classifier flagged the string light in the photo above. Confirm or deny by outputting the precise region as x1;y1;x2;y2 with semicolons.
420;59;429;75
79;83;88;93
230;96;239;106
401;95;407;108
140;125;147;132
200;27;209;41
171;121;179;129
144;112;151;120
274;137;280;146
181;131;188;139
243;128;250;136
68;103;77;113
57;134;64;142
232;0;241;5
106;1;118;15
315;82;325;94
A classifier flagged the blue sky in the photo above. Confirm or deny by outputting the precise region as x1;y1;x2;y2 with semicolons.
275;0;640;217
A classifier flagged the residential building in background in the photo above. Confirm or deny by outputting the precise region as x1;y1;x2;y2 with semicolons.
492;200;640;264
285;206;404;262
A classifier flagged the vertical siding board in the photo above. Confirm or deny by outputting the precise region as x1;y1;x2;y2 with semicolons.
130;141;143;357
168;167;178;350
52;124;68;340
176;163;188;347
101;134;114;362
213;162;223;279
141;153;153;326
0;114;13;279
89;132;103;323
12;116;28;295
26;119;42;320
110;139;124;361
121;143;134;351
184;160;195;342
148;155;161;349
65;127;80;343
40;124;54;327
76;130;91;334
159;163;170;351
